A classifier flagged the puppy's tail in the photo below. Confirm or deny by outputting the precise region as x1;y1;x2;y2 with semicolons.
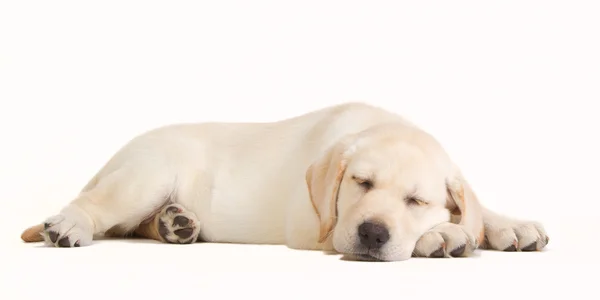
21;224;45;242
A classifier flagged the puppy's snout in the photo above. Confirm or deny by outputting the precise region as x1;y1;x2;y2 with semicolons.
358;221;390;249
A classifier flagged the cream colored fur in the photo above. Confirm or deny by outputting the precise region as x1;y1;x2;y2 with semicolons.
22;102;548;261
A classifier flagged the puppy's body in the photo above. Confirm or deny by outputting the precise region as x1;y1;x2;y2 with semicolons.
22;102;549;261
96;103;400;247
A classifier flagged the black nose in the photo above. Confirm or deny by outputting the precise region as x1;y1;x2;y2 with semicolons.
358;222;390;249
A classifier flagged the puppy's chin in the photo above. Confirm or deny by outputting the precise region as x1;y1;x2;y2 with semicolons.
336;246;409;262
346;253;387;262
332;231;414;262
342;251;411;262
336;242;415;262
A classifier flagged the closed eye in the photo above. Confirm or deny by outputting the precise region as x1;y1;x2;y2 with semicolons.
352;176;373;191
405;195;427;206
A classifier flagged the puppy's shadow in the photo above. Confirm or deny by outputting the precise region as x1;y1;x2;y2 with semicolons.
99;236;198;246
320;250;389;262
28;235;180;248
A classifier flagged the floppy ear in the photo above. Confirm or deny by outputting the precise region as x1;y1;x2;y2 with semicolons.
305;135;358;243
446;169;485;247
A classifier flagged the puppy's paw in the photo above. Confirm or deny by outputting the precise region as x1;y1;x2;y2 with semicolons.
42;213;93;247
157;204;200;244
413;223;477;258
482;220;549;252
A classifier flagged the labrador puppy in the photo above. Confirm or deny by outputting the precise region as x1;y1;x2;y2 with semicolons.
20;102;548;261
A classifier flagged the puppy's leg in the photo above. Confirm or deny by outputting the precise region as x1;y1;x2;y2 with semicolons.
412;210;549;257
134;203;201;244
40;166;178;247
479;208;549;252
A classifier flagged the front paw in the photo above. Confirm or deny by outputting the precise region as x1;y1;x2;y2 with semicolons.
413;223;477;258
482;220;549;252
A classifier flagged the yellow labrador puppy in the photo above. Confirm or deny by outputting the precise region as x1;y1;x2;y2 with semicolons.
21;102;548;261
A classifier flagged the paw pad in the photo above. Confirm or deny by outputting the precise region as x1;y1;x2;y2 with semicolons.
41;213;91;248
521;242;537;252
157;204;200;244
429;247;445;258
449;244;466;257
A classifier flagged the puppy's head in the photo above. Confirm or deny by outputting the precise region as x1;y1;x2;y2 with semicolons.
306;123;468;261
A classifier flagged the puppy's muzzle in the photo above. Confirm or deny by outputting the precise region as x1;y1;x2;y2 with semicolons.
358;221;390;249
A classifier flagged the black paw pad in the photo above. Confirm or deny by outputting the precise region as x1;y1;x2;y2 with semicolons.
58;237;70;247
429;247;445;258
166;206;181;214
44;223;51;230
521;242;537;251
450;244;466;257
74;241;81;247
158;219;169;240
504;244;517;252
48;231;59;243
174;228;193;239
173;216;190;227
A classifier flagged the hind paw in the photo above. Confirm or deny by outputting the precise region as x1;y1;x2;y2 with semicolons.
42;212;93;248
157;204;200;244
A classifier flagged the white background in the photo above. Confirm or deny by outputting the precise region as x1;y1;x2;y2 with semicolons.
1;1;598;299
